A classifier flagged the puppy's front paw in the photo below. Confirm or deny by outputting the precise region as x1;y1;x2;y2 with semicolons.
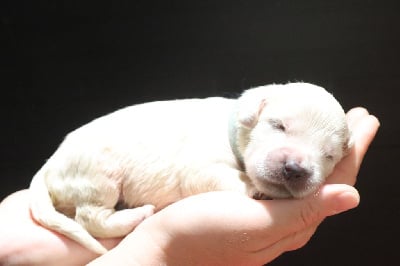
140;204;156;218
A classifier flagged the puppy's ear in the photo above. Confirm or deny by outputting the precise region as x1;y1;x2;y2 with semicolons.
237;89;267;129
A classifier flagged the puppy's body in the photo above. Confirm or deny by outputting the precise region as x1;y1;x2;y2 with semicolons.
44;98;243;210
30;83;351;254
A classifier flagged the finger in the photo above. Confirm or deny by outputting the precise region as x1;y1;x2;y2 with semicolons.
350;114;380;165
0;190;30;210
346;107;380;165
328;113;380;185
97;237;122;250
346;107;370;129
250;222;319;265
256;184;359;241
245;185;359;263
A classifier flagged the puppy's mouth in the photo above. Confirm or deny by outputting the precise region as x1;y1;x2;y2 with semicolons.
256;181;293;199
254;171;319;199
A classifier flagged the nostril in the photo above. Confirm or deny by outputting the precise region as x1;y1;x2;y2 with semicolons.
283;160;310;180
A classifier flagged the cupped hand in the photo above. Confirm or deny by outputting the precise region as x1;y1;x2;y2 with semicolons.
1;107;379;266
91;107;379;265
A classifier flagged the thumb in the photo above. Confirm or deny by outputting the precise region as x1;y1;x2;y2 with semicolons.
262;184;360;236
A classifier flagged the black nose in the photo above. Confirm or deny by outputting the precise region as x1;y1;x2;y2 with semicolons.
283;160;311;180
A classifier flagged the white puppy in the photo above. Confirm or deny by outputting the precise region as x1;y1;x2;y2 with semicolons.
29;82;352;254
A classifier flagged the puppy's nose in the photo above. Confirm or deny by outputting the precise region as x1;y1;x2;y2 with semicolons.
283;160;311;181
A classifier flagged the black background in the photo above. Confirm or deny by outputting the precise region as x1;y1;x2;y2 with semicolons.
1;1;399;265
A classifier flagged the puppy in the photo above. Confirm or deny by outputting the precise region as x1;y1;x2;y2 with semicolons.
29;82;352;254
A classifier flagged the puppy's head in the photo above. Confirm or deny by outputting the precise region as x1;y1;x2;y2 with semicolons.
235;83;352;199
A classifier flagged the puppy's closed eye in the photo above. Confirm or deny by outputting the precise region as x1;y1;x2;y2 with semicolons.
321;148;337;161
268;119;286;132
324;154;334;161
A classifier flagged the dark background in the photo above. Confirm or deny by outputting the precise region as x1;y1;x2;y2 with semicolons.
1;1;399;265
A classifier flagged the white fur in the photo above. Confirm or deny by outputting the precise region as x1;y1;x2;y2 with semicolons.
29;82;351;254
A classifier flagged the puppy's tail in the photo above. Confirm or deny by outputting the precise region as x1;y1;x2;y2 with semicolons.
29;168;108;254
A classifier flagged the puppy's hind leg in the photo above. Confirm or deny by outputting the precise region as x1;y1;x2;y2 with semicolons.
75;204;155;238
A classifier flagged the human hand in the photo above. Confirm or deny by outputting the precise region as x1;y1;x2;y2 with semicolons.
326;107;380;186
90;107;379;266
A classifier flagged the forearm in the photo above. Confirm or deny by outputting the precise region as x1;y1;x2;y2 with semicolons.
0;218;80;266
0;191;113;266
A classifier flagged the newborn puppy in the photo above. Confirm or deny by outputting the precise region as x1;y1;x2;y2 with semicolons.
29;82;352;254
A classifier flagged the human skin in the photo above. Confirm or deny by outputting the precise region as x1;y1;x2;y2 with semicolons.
0;107;379;266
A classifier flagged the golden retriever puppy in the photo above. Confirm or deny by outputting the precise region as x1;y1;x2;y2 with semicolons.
29;82;352;254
